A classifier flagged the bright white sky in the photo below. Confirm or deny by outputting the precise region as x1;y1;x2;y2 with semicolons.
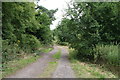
38;0;71;30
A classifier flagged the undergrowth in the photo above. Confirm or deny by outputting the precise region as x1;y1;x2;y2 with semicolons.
69;48;119;78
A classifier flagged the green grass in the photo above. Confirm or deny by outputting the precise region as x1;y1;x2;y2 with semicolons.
40;48;53;53
38;50;61;78
2;55;40;78
70;60;117;78
52;50;61;59
38;61;58;78
1;47;53;79
69;49;118;78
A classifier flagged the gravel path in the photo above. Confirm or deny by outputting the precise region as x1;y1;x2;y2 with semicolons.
52;46;75;78
6;45;75;78
7;46;59;78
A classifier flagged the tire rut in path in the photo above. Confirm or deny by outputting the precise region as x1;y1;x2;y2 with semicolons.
7;46;59;78
52;46;75;78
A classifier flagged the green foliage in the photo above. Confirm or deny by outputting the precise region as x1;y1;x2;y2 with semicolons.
21;34;41;53
70;49;118;78
2;40;22;63
57;42;68;46
34;6;57;45
2;38;40;63
54;2;120;66
2;2;57;63
69;49;78;60
2;2;38;41
53;18;70;43
94;44;119;66
0;37;2;62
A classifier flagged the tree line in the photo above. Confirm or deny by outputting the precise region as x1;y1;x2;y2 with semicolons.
54;2;120;66
2;2;57;63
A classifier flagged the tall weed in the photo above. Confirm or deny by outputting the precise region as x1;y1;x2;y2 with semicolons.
94;44;119;66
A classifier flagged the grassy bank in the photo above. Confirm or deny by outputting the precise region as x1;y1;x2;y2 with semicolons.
69;49;118;78
70;60;117;78
2;55;40;78
2;47;53;78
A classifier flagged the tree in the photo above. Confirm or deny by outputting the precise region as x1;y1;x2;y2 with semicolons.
55;2;120;60
2;2;57;63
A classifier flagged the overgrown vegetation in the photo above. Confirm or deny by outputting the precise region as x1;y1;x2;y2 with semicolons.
2;2;57;63
54;2;120;67
93;44;119;66
2;2;57;77
2;55;40;78
1;1;120;78
71;60;117;78
2;47;53;78
69;49;118;78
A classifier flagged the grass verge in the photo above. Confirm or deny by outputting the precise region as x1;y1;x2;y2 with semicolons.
69;49;118;78
38;61;58;78
71;60;117;78
38;50;61;78
52;50;61;59
40;48;53;53
2;55;40;78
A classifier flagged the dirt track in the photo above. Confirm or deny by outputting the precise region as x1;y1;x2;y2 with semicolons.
6;45;75;78
52;46;75;78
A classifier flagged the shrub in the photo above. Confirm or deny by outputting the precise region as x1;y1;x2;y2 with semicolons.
57;42;68;46
69;48;78;60
2;34;41;63
21;34;41;53
94;44;119;66
2;40;22;63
